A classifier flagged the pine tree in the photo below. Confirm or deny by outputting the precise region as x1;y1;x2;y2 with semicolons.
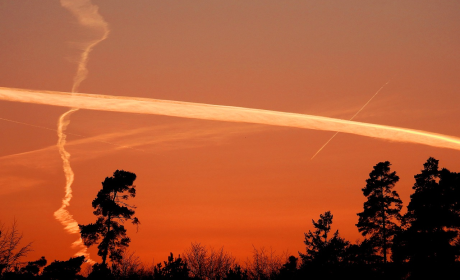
79;170;140;266
356;161;402;265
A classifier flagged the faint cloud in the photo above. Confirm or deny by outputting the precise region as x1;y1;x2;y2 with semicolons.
0;121;271;194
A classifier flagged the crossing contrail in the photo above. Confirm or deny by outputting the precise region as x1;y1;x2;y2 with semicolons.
55;0;109;262
1;87;460;152
310;80;391;160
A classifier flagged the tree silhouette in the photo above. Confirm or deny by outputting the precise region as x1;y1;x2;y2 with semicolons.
79;170;140;267
300;211;348;265
300;211;332;264
356;161;402;265
393;158;460;278
153;253;191;280
299;211;349;280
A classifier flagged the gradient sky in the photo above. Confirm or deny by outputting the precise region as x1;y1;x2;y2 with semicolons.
1;0;460;265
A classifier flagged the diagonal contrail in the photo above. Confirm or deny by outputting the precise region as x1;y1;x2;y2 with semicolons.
310;80;390;160
1;87;460;152
55;0;109;262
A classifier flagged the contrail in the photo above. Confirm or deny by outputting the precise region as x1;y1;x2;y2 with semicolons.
1;87;460;152
59;0;110;93
310;80;390;160
55;0;109;261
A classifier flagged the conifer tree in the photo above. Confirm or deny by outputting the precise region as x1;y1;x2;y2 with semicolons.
356;161;402;265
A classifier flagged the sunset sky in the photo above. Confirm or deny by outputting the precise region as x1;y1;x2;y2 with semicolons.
1;0;460;265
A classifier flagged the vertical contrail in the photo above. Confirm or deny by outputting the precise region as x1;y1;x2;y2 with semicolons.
54;0;109;261
55;108;90;259
310;80;390;160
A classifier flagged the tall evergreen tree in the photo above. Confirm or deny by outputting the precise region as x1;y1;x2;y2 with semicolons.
356;161;402;265
79;170;140;267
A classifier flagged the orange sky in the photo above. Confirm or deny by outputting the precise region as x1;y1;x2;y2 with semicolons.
1;0;460;265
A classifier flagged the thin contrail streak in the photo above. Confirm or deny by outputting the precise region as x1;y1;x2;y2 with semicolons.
55;0;109;261
1;87;460;152
0;117;144;152
310;80;390;160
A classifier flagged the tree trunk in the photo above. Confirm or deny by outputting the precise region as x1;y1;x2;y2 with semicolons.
381;179;387;268
102;215;110;266
102;191;117;266
383;208;386;265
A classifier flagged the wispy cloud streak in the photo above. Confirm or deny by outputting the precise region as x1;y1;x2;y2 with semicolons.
1;87;460;151
0;117;143;152
0;122;265;195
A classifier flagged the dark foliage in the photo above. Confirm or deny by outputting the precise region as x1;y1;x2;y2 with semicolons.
87;263;114;280
225;265;248;280
153;253;191;280
20;257;47;276
41;256;85;280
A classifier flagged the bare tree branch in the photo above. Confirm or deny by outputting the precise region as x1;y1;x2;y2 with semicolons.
0;220;33;275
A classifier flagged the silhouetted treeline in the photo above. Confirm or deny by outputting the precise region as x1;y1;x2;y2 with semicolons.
1;157;460;280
